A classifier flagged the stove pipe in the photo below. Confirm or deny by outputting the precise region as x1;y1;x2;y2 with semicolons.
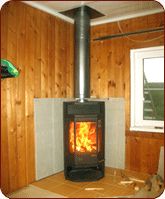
74;7;90;102
61;6;103;102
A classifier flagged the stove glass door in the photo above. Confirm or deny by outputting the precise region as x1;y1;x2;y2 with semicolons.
69;121;97;153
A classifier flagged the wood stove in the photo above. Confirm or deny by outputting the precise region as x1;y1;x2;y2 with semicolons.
64;101;105;181
62;6;105;181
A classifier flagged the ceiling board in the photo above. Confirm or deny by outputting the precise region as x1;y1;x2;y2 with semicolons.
34;1;94;12
23;1;164;25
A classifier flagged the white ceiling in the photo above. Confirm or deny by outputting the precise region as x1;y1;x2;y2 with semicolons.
23;1;164;26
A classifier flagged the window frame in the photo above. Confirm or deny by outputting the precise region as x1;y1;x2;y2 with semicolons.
130;46;164;133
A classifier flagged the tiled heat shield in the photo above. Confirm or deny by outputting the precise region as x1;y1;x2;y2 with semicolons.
61;6;104;102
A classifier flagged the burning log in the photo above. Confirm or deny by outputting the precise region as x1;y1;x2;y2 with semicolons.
69;121;97;152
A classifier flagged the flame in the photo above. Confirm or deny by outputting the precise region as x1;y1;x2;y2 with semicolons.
69;122;97;153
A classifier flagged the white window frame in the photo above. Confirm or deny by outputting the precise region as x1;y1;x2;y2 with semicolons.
130;46;164;133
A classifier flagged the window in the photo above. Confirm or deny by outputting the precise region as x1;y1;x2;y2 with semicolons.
130;46;164;133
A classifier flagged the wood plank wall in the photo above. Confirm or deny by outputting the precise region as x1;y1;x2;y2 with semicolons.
1;1;74;194
1;1;164;194
90;13;164;174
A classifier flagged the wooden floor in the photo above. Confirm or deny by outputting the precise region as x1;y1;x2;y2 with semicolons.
32;167;150;198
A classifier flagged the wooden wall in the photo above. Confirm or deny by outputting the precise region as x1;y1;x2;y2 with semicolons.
1;1;74;194
1;0;164;194
90;13;164;174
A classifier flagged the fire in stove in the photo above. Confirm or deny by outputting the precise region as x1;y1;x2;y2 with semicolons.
69;122;97;153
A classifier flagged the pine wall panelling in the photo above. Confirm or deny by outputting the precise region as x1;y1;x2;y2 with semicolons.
1;1;74;194
90;12;164;174
1;1;9;194
125;132;164;174
1;1;164;194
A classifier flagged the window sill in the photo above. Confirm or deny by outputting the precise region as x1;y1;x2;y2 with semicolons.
130;126;164;133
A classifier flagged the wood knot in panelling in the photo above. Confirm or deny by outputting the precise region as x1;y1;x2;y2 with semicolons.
61;90;67;97
135;137;140;142
26;114;31;118
57;72;62;80
108;51;112;57
116;61;122;66
10;128;16;135
37;57;44;64
55;83;60;88
17;135;23;141
91;90;94;95
42;72;46;78
17;68;22;72
17;123;21;128
34;29;38;34
96;58;99;62
97;73;101;80
9;27;16;33
108;80;116;88
15;100;21;105
20;31;25;37
123;83;126;90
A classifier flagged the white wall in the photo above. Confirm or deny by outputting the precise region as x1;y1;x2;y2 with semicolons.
105;98;125;169
34;98;125;180
34;98;64;180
